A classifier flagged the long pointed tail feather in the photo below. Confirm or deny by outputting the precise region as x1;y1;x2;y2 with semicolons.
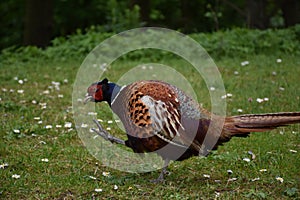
224;112;300;134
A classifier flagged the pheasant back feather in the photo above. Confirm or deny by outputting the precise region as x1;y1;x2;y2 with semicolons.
110;80;206;154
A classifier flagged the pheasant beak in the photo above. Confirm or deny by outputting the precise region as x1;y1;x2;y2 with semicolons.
83;94;94;104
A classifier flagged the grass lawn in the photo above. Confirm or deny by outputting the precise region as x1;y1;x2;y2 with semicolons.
0;54;299;199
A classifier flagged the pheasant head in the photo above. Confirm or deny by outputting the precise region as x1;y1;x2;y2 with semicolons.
84;78;119;106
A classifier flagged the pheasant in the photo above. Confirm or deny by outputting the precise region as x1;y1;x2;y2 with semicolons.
84;78;300;182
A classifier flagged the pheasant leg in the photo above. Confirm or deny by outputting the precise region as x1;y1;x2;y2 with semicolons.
91;119;125;145
150;158;170;183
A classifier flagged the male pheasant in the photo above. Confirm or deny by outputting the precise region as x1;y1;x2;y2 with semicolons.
84;78;300;182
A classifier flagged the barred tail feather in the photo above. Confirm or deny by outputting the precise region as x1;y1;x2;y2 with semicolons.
224;112;300;134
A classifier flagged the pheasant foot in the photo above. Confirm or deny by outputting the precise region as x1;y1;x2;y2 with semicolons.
91;119;125;145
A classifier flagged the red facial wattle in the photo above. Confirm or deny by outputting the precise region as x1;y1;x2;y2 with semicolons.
93;85;103;101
